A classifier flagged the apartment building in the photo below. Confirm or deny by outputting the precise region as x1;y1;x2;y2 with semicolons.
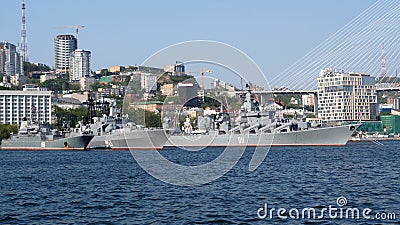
69;49;91;82
0;85;52;124
317;68;377;121
54;34;77;74
0;41;23;76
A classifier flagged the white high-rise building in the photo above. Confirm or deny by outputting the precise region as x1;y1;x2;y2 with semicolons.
0;41;23;76
54;35;77;74
69;49;91;82
0;84;51;124
141;73;158;92
317;68;377;122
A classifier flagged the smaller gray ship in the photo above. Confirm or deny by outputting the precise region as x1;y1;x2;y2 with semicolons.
84;98;169;150
86;115;169;150
0;118;94;150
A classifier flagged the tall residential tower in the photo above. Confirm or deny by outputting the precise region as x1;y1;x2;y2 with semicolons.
54;34;77;74
0;41;23;76
69;49;91;82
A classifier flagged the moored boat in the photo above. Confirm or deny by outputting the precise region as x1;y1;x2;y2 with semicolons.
0;119;94;150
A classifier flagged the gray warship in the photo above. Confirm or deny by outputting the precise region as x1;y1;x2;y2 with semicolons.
0;119;94;150
85;98;169;150
86;116;169;150
165;89;359;148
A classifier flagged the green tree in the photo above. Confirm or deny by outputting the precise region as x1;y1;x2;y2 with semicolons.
100;69;109;76
125;108;161;128
147;94;167;102
53;106;87;127
200;96;220;109
23;62;51;75
26;78;40;85
0;124;19;143
305;113;316;118
90;81;110;92
39;77;80;92
69;84;81;91
145;111;162;128
170;75;195;83
126;66;138;71
0;86;11;90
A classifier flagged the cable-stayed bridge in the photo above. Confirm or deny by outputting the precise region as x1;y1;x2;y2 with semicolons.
269;0;400;91
246;86;400;95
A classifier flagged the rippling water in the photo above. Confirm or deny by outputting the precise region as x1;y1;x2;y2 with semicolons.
1;141;400;224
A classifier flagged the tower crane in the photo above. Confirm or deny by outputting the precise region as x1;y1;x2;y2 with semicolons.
175;69;213;102
57;25;85;46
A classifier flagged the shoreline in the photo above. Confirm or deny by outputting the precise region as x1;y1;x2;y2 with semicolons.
350;137;400;142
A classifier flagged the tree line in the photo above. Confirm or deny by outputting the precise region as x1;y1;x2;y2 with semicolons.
0;124;19;143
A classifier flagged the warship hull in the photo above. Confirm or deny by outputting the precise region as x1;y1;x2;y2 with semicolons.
88;129;168;150
166;124;358;148
0;135;94;150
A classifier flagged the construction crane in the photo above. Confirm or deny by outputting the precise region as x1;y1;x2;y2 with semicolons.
57;25;85;45
174;69;213;102
201;69;213;102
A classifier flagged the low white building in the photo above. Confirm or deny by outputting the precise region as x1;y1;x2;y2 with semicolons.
54;97;82;110
212;79;236;92
301;94;315;107
40;73;58;83
0;85;52;124
265;102;284;111
62;93;88;103
10;74;27;86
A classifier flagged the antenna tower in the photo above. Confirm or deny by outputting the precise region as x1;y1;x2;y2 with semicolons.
19;0;28;62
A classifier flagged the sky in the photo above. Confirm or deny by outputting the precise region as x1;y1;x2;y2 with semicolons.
1;0;376;82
